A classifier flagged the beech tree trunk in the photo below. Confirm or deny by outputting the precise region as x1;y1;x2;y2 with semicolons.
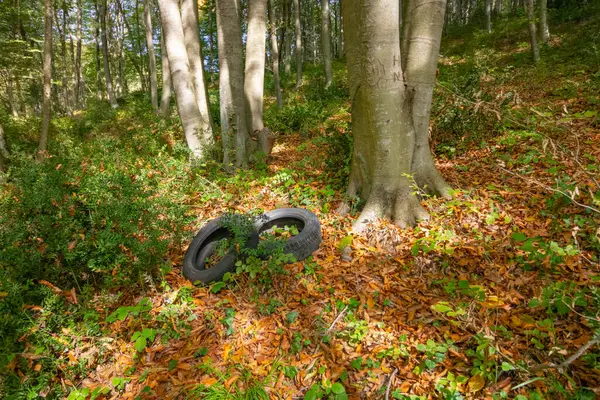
208;0;215;83
158;0;213;158
494;0;502;15
7;74;19;118
343;0;448;230
244;0;267;135
39;0;53;153
485;0;492;32
293;0;303;87
216;0;250;167
159;33;172;117
269;0;283;107
321;0;333;87
527;0;539;63
283;0;292;74
100;0;118;107
539;0;549;43
0;123;8;175
181;0;213;134
75;0;83;107
94;1;103;100
144;0;158;110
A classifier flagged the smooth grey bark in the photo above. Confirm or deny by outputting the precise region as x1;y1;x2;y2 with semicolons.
75;0;83;107
100;0;118;107
244;0;267;133
321;0;333;87
405;0;452;198
181;0;213;136
208;0;215;83
7;74;18;118
60;4;71;113
159;32;172;117
144;0;158;110
94;0;103;99
293;0;303;87
269;0;283;107
0;123;9;175
39;0;52;153
485;0;492;32
216;0;250;167
158;0;212;158
283;0;292;74
344;0;449;230
539;0;549;43
527;0;539;63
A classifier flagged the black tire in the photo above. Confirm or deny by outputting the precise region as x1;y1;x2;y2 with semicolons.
183;218;259;284
254;208;322;262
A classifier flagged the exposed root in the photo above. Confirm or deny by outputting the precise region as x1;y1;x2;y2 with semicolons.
414;167;453;199
352;189;429;232
393;192;430;228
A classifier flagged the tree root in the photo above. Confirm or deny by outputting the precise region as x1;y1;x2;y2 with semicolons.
352;189;429;232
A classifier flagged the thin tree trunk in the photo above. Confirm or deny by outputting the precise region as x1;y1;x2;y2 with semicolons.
293;0;302;87
60;3;71;113
283;0;292;74
485;0;492;32
527;0;539;63
208;0;215;83
269;0;282;107
339;0;344;57
216;0;250;167
321;0;333;87
75;0;83;107
95;1;103;100
7;74;19;118
117;5;128;95
144;0;158;110
39;0;53;153
0;123;9;175
181;0;213;135
494;0;501;15
116;0;147;92
539;0;549;43
100;0;118;107
159;32;172;116
15;75;27;116
158;0;212;158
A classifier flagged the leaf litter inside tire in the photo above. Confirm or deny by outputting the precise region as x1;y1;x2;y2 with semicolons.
204;238;235;269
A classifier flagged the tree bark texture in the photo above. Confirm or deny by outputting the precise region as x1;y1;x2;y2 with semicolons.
283;0;292;74
39;0;53;153
343;0;449;230
293;0;303;87
527;0;540;63
0;123;9;174
158;0;212;158
181;0;214;135
321;0;333;87
216;0;250;167
485;0;492;32
75;0;83;107
7;74;19;118
144;0;158;110
159;32;172;117
269;0;283;107
244;0;267;134
538;0;549;43
100;0;118;107
94;0;103;100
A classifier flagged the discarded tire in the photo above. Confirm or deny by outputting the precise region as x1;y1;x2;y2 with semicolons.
183;218;259;284
255;208;322;262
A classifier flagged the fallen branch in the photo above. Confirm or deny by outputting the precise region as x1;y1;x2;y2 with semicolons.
384;368;399;400
530;336;600;373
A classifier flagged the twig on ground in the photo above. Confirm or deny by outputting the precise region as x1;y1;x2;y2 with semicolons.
306;306;349;373
498;165;600;214
530;336;600;373
385;368;399;400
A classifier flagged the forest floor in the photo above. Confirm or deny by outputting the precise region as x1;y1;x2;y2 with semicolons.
2;7;600;400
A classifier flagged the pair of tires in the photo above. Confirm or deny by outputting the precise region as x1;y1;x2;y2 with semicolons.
182;208;322;284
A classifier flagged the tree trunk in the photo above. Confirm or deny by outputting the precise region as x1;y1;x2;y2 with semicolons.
116;0;147;92
158;0;212;158
293;0;303;87
15;75;27;117
100;0;118;107
0;123;9;176
539;0;549;43
59;4;71;113
245;0;267;134
144;0;158;110
338;0;344;57
159;32;172;117
494;0;501;15
95;1;103;100
269;0;283;107
116;5;128;95
344;0;448;230
321;0;333;87
7;74;19;118
39;0;53;153
527;0;539;63
75;0;83;107
283;0;292;74
216;0;250;167
181;0;213;135
485;0;492;32
208;0;215;83
405;0;452;198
